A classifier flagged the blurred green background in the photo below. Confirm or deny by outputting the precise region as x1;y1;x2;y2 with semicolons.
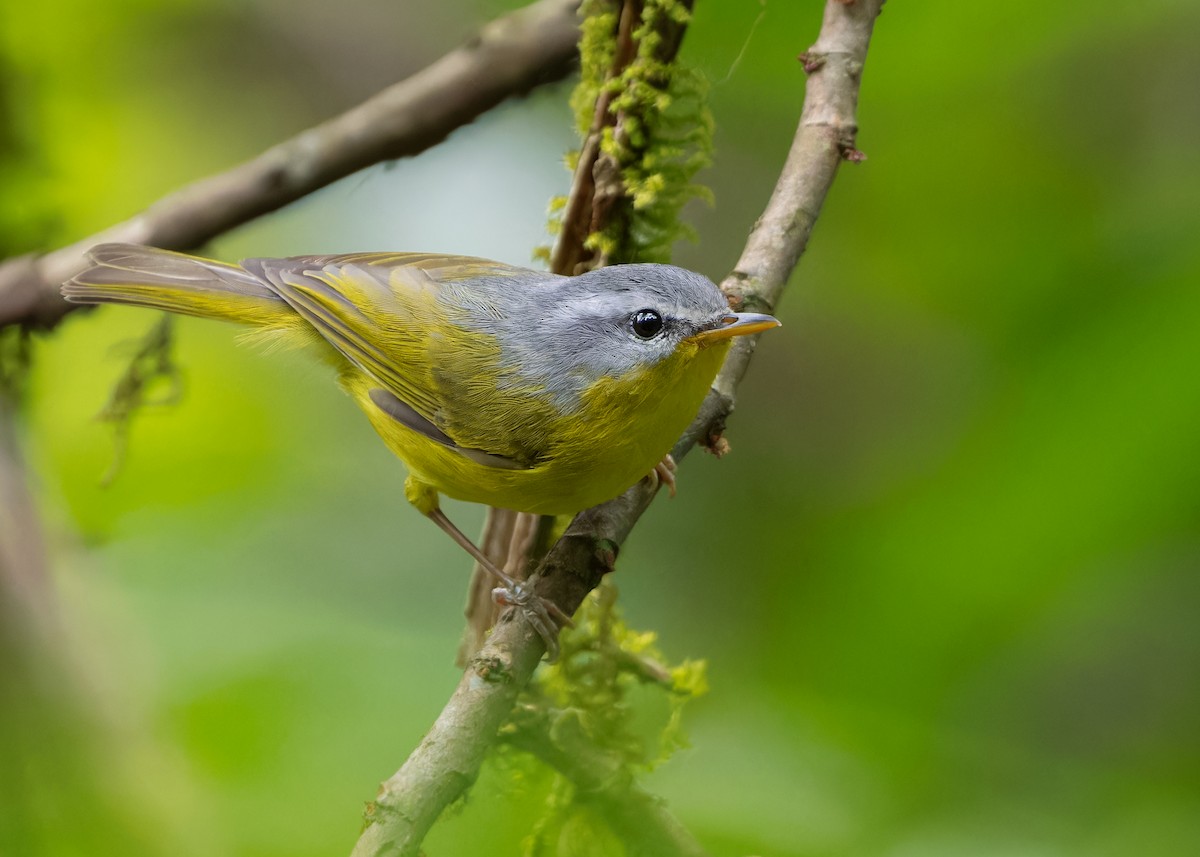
3;0;1199;854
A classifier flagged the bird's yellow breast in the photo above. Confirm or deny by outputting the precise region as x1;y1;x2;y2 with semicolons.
343;338;729;515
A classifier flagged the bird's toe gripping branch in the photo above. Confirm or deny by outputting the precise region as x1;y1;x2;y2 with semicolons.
646;453;678;498
491;581;574;662
425;502;573;661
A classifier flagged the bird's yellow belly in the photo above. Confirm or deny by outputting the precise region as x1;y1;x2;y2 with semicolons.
349;343;728;515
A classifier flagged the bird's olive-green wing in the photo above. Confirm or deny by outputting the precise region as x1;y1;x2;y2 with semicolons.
268;252;525;281
243;253;544;467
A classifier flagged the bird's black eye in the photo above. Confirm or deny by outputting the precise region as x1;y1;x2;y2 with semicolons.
631;309;664;339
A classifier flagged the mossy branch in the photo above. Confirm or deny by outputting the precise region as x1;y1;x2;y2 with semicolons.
547;0;709;275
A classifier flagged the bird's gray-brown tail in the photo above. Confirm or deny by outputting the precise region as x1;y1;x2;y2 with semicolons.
62;243;291;327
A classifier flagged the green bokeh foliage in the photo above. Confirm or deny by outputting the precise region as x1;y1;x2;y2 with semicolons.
3;0;1199;855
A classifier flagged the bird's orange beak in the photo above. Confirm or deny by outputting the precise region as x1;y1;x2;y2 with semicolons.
688;312;781;346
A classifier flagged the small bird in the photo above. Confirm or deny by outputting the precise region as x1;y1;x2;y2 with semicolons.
63;244;779;653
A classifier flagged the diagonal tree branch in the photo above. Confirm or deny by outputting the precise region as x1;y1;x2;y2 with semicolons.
352;1;885;855
0;0;581;331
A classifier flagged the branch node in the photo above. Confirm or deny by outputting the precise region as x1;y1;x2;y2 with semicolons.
701;415;731;458
594;539;619;576
471;654;515;685
361;795;397;826
723;275;776;316
798;51;827;74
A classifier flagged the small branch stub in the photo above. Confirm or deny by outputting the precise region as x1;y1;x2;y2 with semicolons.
701;415;731;458
798;51;827;74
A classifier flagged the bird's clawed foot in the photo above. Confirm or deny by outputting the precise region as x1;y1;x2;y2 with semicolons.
427;506;573;660
646;453;678;498
492;582;575;662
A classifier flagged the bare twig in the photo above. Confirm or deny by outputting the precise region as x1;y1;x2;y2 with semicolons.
0;0;582;331
352;2;885;854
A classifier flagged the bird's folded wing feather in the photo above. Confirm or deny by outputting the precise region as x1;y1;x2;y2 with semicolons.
243;253;540;467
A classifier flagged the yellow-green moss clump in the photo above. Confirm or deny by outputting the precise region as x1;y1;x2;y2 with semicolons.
545;0;714;266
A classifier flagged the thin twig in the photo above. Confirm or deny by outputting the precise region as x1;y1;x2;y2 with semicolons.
351;2;885;854
0;0;582;331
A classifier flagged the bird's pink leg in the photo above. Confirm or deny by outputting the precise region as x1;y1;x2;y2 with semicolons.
427;507;573;660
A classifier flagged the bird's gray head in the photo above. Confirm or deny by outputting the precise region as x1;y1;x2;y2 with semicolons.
519;264;729;386
561;262;731;355
453;262;776;411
